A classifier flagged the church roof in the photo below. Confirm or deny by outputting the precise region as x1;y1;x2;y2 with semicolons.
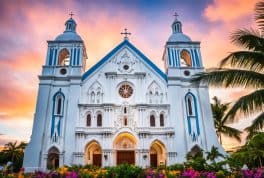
82;40;167;81
54;17;83;42
168;14;191;42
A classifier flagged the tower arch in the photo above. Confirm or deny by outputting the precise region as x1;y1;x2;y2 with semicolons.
149;140;166;167
47;146;60;170
85;140;102;167
58;48;70;66
180;49;192;67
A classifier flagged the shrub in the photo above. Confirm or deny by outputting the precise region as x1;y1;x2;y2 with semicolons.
105;164;144;178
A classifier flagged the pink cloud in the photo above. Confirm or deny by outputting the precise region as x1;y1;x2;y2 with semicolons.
204;0;258;23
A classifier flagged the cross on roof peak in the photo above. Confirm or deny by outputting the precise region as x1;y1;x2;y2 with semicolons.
173;12;179;19
121;28;131;40
69;12;74;18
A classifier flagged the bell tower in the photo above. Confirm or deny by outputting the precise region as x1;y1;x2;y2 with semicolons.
163;14;225;162
43;15;87;77
162;13;203;78
23;15;87;172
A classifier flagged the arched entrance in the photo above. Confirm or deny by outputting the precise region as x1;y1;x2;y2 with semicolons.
85;141;102;167
47;147;60;170
150;140;166;167
113;132;137;165
187;145;203;159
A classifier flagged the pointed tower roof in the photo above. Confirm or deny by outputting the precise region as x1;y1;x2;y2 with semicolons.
55;14;82;42
168;13;191;42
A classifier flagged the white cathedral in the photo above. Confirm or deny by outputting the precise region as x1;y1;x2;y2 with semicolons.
23;15;225;172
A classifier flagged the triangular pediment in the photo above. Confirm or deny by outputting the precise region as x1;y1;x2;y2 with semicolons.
82;40;167;81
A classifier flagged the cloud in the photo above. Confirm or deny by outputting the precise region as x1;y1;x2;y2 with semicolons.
204;0;258;23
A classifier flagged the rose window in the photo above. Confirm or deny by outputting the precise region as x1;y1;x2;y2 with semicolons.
119;84;133;98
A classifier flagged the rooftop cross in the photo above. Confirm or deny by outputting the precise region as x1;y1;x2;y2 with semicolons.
173;12;179;20
121;28;131;40
69;12;74;18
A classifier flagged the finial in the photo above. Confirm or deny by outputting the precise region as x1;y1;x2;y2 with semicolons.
121;28;131;40
69;11;74;18
173;12;179;20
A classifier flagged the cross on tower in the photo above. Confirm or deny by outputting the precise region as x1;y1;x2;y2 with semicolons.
69;12;74;18
173;12;179;19
121;28;131;40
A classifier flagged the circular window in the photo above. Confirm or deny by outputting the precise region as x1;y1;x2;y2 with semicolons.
119;84;133;98
184;70;190;76
60;68;67;75
123;65;129;70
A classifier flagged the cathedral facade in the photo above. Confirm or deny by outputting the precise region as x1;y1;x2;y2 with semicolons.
23;16;224;172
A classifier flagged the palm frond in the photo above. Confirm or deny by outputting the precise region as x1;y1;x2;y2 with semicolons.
221;125;242;142
245;112;264;133
255;1;264;32
225;89;264;121
220;51;264;72
191;69;264;89
230;29;264;51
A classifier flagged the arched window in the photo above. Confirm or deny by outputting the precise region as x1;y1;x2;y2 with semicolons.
149;91;153;103
91;92;95;104
185;93;200;137
57;98;62;115
86;114;91;127
97;114;102;127
160;114;164;127
180;49;192;67
150;115;155;127
124;107;127;114
54;94;64;116
96;91;101;103
187;96;194;116
124;117;127;126
58;48;70;66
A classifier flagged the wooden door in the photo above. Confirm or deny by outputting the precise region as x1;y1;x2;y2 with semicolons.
117;151;135;165
150;154;157;167
93;154;102;167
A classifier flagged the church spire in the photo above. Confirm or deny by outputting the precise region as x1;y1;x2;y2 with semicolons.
64;12;77;33
172;12;182;33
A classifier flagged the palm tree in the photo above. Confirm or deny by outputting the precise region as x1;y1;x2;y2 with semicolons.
246;132;264;168
192;1;264;137
2;141;27;164
205;146;224;163
211;96;242;145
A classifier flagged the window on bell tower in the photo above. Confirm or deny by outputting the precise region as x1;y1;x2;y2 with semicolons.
58;48;70;66
180;49;192;67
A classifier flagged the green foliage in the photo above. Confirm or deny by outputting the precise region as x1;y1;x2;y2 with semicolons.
206;146;225;163
191;0;264;137
105;164;144;178
0;141;27;172
185;156;207;171
211;96;242;144
230;132;264;169
166;163;184;171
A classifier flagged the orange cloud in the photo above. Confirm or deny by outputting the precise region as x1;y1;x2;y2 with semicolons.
204;0;258;22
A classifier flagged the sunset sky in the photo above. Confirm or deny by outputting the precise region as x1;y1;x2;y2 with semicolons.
0;0;259;149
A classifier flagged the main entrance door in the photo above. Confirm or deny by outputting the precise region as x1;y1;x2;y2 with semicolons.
93;154;102;167
117;151;135;165
150;154;157;167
